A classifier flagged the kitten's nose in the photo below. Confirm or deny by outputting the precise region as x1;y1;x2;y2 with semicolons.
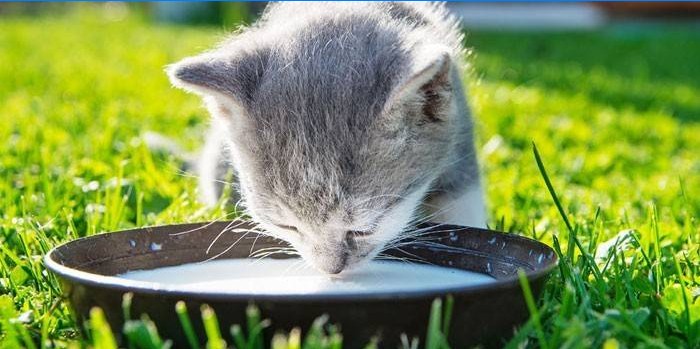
318;251;348;274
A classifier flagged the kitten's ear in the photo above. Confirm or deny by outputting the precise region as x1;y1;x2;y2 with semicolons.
166;51;264;106
384;46;453;123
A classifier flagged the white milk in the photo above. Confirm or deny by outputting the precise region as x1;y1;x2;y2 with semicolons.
118;259;495;295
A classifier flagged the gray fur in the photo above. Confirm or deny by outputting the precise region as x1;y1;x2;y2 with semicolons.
168;2;483;274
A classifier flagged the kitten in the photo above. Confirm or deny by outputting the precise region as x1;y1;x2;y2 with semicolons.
167;2;486;274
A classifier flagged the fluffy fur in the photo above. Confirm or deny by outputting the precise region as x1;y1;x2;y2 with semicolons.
167;2;486;274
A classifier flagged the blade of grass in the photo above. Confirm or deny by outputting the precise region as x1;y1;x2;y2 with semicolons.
248;319;271;349
176;301;200;349
329;332;343;349
532;143;603;282
532;142;573;233
425;298;443;349
89;307;117;349
671;250;692;341
122;292;133;321
271;333;289;349
201;305;225;349
123;315;170;349
40;314;50;349
651;203;664;294
518;270;549;349
504;319;535;349
288;328;301;349
441;295;454;340
303;315;328;348
230;325;247;349
246;304;264;349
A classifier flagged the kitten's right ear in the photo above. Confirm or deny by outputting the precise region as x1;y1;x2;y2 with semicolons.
166;51;264;106
381;45;455;125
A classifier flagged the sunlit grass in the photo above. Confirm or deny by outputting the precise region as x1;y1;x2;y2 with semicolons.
0;7;698;348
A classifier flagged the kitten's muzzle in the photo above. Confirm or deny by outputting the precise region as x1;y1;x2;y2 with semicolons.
320;251;348;274
305;231;372;274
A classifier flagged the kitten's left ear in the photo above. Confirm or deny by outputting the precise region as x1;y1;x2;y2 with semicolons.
383;46;453;123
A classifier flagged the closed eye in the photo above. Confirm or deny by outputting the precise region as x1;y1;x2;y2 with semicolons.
347;230;373;238
273;223;299;233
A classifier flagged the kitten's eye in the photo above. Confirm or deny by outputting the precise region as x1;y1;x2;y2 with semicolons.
347;230;373;238
273;223;299;233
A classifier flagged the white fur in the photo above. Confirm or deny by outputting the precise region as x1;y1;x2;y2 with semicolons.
349;181;434;271
374;182;433;242
426;185;487;228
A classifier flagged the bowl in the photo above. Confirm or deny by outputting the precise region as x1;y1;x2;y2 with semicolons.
45;220;557;348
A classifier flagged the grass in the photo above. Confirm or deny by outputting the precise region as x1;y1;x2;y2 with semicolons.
1;6;699;349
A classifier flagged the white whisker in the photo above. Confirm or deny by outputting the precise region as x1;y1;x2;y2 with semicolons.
200;231;251;262
168;212;240;236
205;220;248;254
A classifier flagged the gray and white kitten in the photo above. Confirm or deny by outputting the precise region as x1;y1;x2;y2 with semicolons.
167;2;486;274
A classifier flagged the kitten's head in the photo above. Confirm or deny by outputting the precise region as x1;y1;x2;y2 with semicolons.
168;19;458;274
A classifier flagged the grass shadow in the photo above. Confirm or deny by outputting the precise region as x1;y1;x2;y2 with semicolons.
468;26;700;123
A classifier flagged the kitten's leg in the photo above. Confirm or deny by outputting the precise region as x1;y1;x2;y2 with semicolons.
424;184;487;228
197;126;233;206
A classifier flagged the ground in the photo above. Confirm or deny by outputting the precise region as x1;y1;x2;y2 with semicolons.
0;8;698;349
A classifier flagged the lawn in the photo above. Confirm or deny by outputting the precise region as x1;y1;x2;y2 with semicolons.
1;7;698;349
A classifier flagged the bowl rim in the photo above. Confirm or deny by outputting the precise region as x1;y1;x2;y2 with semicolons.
44;221;558;302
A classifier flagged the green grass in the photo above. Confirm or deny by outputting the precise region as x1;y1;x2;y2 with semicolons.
1;7;699;349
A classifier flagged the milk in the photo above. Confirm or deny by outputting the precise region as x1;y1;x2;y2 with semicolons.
118;259;495;295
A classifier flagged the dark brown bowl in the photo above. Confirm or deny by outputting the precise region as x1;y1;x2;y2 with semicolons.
44;220;557;348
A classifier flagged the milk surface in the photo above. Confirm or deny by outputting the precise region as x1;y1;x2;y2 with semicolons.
118;259;495;295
